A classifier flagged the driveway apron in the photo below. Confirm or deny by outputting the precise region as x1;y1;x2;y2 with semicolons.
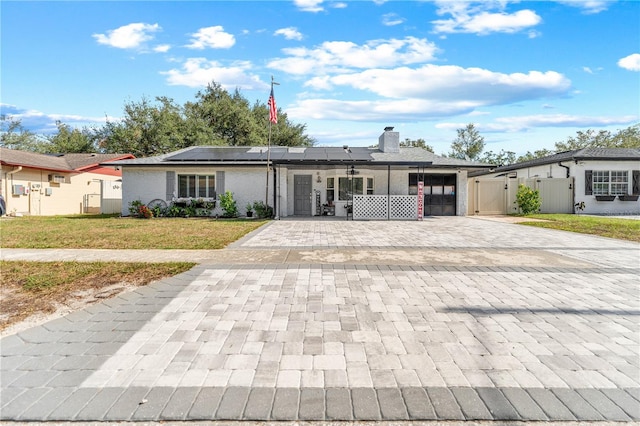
1;217;638;422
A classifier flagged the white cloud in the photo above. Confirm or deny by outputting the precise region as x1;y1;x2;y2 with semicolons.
186;26;235;49
161;58;267;89
331;2;347;9
557;1;609;14
1;104;113;134
288;98;478;121
288;65;571;122
93;23;160;49
432;1;541;35
329;65;571;102
268;37;438;75
275;27;303;41
437;114;639;133
153;44;171;53
433;9;541;35
294;0;324;12
618;53;640;72
382;13;405;26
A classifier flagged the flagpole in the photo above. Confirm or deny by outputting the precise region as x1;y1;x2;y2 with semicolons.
266;76;279;206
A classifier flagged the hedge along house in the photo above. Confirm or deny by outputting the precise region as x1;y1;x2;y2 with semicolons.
468;148;640;216
110;127;492;219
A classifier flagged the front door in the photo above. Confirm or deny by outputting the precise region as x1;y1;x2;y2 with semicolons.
294;175;312;215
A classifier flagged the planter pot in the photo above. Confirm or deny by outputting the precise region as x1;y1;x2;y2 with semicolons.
618;195;639;201
246;211;253;217
595;195;616;201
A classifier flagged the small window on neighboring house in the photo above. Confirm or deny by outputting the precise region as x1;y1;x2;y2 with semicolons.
178;175;216;198
589;170;628;195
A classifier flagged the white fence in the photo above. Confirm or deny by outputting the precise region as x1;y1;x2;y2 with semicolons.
352;195;419;220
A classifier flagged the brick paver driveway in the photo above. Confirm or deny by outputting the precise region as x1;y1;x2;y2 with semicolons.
1;217;638;422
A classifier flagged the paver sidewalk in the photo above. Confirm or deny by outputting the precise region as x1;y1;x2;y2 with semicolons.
1;217;639;422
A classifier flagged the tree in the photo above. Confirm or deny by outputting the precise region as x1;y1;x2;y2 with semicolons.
554;124;640;151
100;96;191;156
188;82;315;148
46;121;96;153
448;123;485;161
0;115;45;152
516;148;555;163
400;138;434;152
479;149;516;166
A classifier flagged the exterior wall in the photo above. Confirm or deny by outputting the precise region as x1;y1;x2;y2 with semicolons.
1;165;121;216
572;160;639;215
122;166;272;217
282;167;468;217
470;160;639;215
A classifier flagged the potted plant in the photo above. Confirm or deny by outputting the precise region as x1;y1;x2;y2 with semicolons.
246;202;254;218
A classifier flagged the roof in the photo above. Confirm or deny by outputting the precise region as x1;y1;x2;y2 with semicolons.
106;145;491;169
469;147;640;177
0;148;134;172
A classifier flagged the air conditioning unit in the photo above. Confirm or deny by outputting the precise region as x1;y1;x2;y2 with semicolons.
48;174;66;184
12;184;25;195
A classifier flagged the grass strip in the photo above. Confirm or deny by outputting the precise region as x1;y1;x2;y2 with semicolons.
518;214;640;243
0;260;195;330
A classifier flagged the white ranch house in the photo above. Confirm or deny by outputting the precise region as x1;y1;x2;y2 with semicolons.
110;128;492;219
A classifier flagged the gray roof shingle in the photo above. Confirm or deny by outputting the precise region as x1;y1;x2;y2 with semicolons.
0;148;133;172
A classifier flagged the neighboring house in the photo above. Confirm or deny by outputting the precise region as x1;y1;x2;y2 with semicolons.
109;127;491;219
0;148;134;216
469;148;640;215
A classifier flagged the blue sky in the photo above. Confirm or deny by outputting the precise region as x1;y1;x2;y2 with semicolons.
2;0;639;155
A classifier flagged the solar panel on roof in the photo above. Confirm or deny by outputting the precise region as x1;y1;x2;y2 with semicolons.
348;148;374;161
302;149;328;161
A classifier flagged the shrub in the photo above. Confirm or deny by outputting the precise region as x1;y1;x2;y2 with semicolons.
219;191;238;218
128;200;153;219
515;184;542;215
253;201;273;218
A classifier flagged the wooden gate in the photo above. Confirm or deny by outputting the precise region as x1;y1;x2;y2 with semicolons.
470;177;574;215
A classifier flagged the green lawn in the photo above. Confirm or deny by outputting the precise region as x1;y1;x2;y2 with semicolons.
0;215;267;249
518;214;640;243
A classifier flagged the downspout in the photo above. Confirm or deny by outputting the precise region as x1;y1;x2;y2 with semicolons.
558;162;570;178
5;166;23;214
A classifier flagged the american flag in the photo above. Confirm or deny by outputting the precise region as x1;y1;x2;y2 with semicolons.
268;87;277;124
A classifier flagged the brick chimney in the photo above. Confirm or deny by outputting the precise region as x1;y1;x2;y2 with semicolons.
378;126;399;153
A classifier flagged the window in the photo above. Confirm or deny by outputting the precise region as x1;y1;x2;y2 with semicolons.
48;174;67;184
590;170;628;195
178;175;215;198
337;177;373;200
326;177;335;202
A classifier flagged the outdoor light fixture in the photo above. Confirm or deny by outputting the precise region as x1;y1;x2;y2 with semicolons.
317;172;322;183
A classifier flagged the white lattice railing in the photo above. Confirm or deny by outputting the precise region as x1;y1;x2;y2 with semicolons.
390;195;418;219
353;195;388;219
351;195;419;220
